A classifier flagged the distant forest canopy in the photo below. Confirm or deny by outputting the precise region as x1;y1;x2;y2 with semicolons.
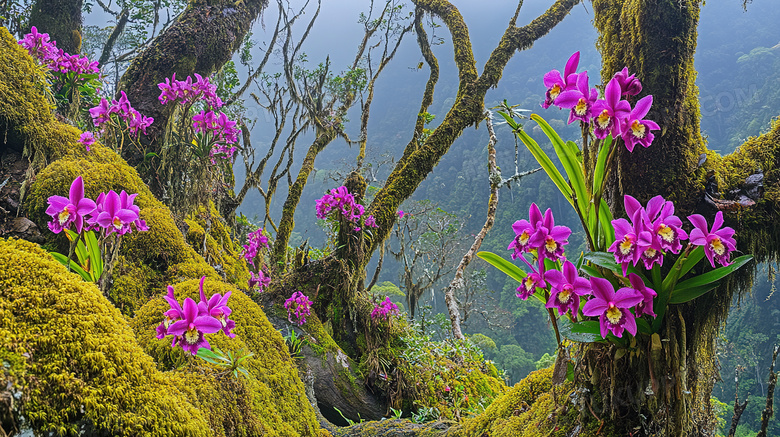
215;0;780;398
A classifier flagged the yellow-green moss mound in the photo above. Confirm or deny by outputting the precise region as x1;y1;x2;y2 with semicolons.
131;277;323;437
0;238;210;436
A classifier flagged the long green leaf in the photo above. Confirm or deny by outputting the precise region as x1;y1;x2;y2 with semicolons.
531;114;588;214
477;251;528;284
85;230;103;280
673;255;753;291
583;251;650;284
50;252;91;282
668;284;720;305
515;128;573;205
661;246;704;293
495;110;520;130
598;198;615;247
592;135;612;195
558;318;603;343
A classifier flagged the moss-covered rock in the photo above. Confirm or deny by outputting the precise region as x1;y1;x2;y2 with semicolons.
131;277;324;437
0;237;210;436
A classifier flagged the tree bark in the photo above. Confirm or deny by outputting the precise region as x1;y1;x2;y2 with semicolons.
29;0;83;54
117;0;269;169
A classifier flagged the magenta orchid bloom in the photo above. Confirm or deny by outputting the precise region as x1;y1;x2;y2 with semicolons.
285;291;313;325
582;277;643;338
197;276;235;338
637;228;664;270
249;270;271;292
613;67;643;96
608;209;643;276
516;272;546;301
79;131;96;151
624;273;656;318
688;211;737;268
88;98;112;126
591;77;631;140
364;215;378;228
508;203;544;259
555;72;599;124
398;210;405;219
45;176;97;234
626;195;688;254
530;208;571;263
620;95;660;152
156;285;184;340
95;190;139;236
166;297;223;355
545;260;591;318
542;51;580;109
119;190;148;232
371;297;400;321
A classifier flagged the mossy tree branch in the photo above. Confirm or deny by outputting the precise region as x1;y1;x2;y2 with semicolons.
363;0;579;261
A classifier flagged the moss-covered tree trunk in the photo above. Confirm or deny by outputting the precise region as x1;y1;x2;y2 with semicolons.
28;0;83;54
116;0;268;173
584;1;778;435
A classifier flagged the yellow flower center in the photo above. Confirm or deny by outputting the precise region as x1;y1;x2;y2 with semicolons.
184;328;199;345
523;277;536;291
575;98;588;116
558;287;572;304
58;208;71;225
545;236;558;254
710;237;726;256
631;120;646;138
549;84;562;100
518;230;530;246
606;305;622;324
644;248;657;258
619;236;634;255
597;110;611;129
657;224;675;243
112;217;122;230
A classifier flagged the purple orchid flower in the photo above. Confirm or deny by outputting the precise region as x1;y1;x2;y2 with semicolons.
249;270;271;292
88;98;112;126
688;211;737;268
591;77;631;140
621;95;660;152
79;131;96;151
398;210;405;219
542;51;580;109
508;203;544;259
45;176;97;234
625;195;688;254
95;190;139;236
197;276;235;338
545;260;591;318
516;272;546;301
555;72;599;124
167;297;223;355
608;209;644;276
582;276;643;338
613;67;643;96
364;215;378;228
285;291;313;325
119;190;148;232
623;273;656;318
529;208;571;263
156;285;184;340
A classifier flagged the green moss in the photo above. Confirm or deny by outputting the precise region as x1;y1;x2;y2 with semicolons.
0;238;210;436
185;202;250;288
131;277;323;437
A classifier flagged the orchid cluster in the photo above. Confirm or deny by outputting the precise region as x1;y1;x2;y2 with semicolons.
18;27;99;75
543;52;659;152
371;297;400;321
315;186;377;232
242;227;271;292
506;203;656;338
88;92;154;138
242;228;269;264
285;291;313;326
156;277;235;355
157;74;239;163
610;195;736;273
45;176;148;237
158;73;223;108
